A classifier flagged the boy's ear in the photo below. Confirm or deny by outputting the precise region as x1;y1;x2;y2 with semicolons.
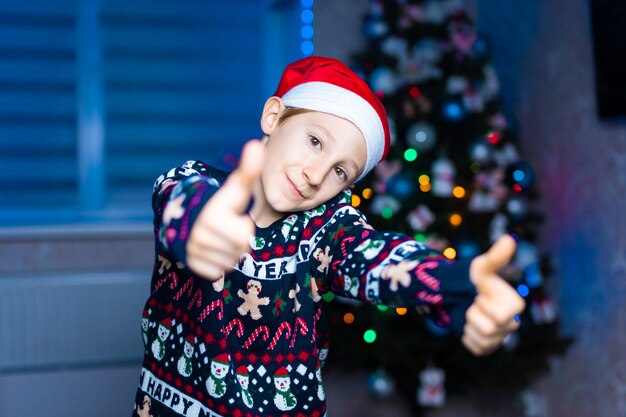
260;96;285;136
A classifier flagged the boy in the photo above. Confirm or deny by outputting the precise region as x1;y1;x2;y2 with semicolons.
133;56;524;417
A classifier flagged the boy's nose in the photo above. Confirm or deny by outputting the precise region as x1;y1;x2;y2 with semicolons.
302;164;326;187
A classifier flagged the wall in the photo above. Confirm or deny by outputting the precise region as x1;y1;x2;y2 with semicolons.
315;0;626;416
477;0;626;416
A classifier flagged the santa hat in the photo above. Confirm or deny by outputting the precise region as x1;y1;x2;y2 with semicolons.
213;353;229;364
236;365;249;375
159;318;172;329
274;366;289;378
274;56;390;181
185;334;195;345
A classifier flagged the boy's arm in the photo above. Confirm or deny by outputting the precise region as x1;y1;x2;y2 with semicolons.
154;140;263;281
309;203;524;349
309;203;475;335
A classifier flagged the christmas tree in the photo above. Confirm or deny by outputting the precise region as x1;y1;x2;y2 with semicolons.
322;0;572;413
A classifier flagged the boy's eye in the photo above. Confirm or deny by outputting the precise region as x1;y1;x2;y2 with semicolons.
335;167;347;181
309;136;321;149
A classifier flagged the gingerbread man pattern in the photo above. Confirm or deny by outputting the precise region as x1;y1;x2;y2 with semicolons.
237;279;270;320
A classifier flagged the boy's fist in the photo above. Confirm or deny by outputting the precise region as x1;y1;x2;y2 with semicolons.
186;140;264;280
463;234;526;356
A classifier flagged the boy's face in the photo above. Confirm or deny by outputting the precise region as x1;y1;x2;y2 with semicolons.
257;104;367;222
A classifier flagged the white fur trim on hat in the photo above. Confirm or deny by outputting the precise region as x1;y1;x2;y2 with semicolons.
281;81;385;181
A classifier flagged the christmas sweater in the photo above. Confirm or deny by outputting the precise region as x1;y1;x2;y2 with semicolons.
133;160;477;417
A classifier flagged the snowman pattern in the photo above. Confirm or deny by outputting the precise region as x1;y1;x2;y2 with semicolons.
273;367;297;411
206;354;230;398
141;310;150;347
150;318;171;361
354;239;385;260
236;365;254;408
176;335;195;377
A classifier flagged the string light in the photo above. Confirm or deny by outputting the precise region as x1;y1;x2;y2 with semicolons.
363;329;377;343
420;183;431;192
409;86;421;97
404;148;418;162
453;186;466;198
517;284;530;297
413;234;427;242
362;188;373;199
343;312;355;324
487;130;501;144
396;307;408;315
443;247;457;259
449;213;462;227
381;207;393;219
352;194;361;207
300;3;315;56
377;305;389;312
418;174;430;185
322;292;334;302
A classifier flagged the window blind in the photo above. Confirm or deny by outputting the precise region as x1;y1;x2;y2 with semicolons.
0;0;299;226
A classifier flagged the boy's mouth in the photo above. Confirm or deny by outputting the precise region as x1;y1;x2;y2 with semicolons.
286;176;305;199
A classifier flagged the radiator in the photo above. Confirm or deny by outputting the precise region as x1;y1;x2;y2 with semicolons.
0;271;150;372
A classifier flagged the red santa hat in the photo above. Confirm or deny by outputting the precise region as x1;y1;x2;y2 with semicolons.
213;353;229;364
274;56;390;181
185;334;195;345
274;366;289;378
236;365;249;375
159;318;172;329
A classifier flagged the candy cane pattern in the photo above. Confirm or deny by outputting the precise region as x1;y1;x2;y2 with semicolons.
416;290;443;305
167;271;179;290
289;317;309;348
153;271;177;293
187;287;202;311
243;326;270;349
415;261;441;291
174;276;193;301
222;318;244;338
340;236;356;258
312;307;322;343
198;299;223;322
269;322;292;350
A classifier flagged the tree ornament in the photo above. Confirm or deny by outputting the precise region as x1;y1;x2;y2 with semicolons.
417;366;445;407
381;36;408;60
363;16;388;41
440;97;466;122
370;194;401;217
502;331;520;351
407;204;435;232
530;296;558;325
471;35;491;64
469;139;493;164
405;121;437;152
367;368;395;399
508;160;535;190
489;212;509;243
456;238;481;259
369;67;397;94
494;143;520;167
507;195;529;220
481;65;501;100
387;173;417;200
431;155;455;197
469;190;499;212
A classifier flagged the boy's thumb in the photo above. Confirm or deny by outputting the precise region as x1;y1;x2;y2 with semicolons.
471;234;517;290
219;139;265;213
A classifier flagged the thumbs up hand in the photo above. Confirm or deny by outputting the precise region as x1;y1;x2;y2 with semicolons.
462;234;526;356
186;140;265;281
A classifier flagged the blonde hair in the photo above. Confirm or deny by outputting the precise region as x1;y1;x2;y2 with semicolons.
277;106;313;125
